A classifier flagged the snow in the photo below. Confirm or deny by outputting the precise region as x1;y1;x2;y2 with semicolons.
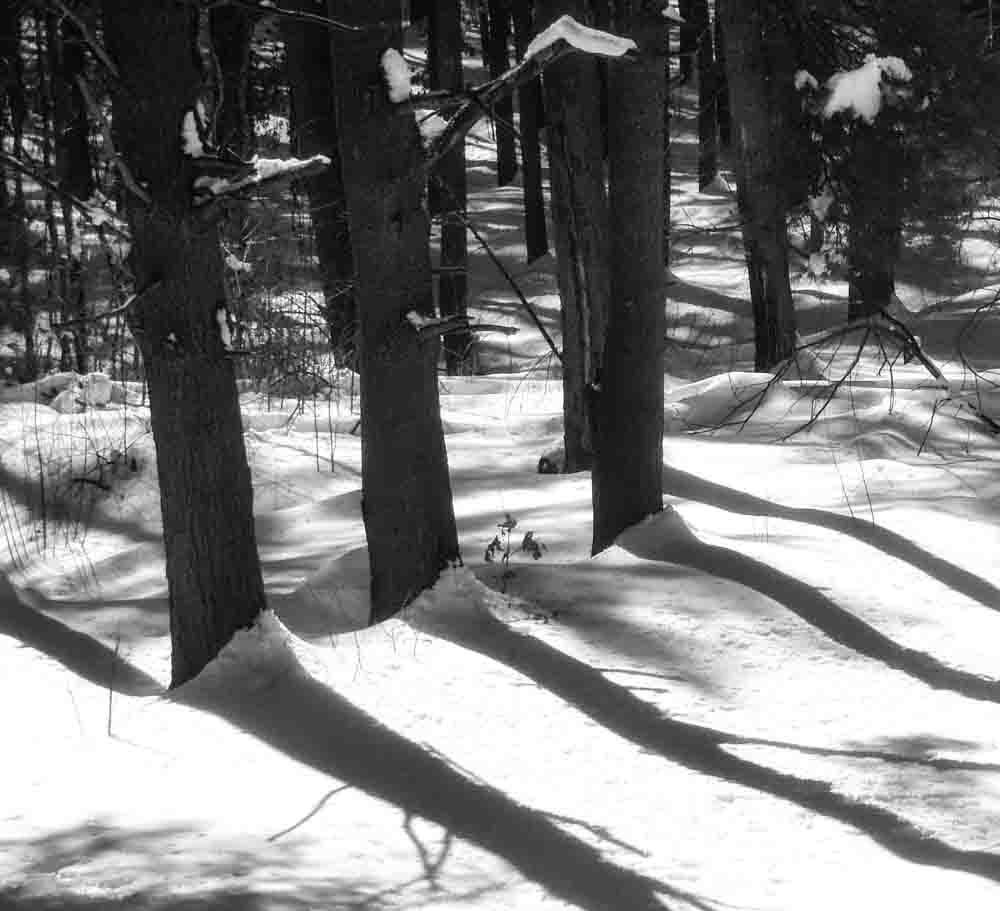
524;15;637;61
381;48;411;103
824;54;914;122
4;78;1000;911
224;252;252;273
181;111;204;157
216;306;233;350
795;69;819;91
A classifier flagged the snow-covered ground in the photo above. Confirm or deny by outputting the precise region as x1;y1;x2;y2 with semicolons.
3;89;1000;911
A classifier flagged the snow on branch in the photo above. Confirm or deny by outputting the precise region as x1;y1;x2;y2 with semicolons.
523;15;637;61
423;16;636;173
192;154;330;205
823;55;913;123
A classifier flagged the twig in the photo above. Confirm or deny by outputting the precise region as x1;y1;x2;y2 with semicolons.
74;75;152;204
51;281;162;331
46;0;119;77
203;0;363;32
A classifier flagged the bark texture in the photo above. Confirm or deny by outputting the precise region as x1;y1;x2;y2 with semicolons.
103;0;266;687
330;0;460;622
591;0;667;552
284;1;356;358
721;0;797;370
538;0;610;473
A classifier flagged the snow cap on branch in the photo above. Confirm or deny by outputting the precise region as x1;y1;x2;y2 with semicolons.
823;55;913;123
524;15;637;61
381;48;411;103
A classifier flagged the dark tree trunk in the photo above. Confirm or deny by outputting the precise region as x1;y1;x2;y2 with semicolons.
721;0;797;370
330;0;460;623
283;2;356;359
714;0;732;148
538;0;611;474
678;0;696;82
209;5;254;157
846;126;904;320
484;0;518;185
512;0;549;263
692;0;718;189
592;1;667;553
662;54;671;265
428;0;472;372
103;0;267;688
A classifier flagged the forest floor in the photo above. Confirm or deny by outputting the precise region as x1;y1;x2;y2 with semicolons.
3;84;1000;911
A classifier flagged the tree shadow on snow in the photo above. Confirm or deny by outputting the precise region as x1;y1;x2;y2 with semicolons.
0;575;161;696
662;463;1000;619
175;659;718;911
623;505;1000;705
408;601;1000;885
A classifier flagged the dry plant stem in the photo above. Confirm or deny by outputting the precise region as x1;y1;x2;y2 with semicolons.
73;75;151;204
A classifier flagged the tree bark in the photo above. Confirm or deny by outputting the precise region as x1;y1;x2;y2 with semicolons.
692;0;718;189
329;0;460;623
283;1;356;359
428;0;472;372
103;0;267;687
209;6;254;157
721;0;797;370
484;0;519;185
538;0;611;473
591;0;667;552
714;0;732;148
512;0;549;263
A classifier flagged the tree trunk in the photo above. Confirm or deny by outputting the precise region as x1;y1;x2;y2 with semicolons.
591;1;667;553
846;126;904;319
512;0;549;263
721;0;797;370
692;0;718;189
428;0;472;372
484;0;519;185
678;0;696;82
330;0;460;623
103;0;267;688
538;0;611;473
662;54;671;265
283;2;356;359
714;0;732;148
209;6;254;157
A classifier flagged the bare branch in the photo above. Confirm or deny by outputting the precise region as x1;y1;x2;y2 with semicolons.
74;76;152;205
51;281;163;331
44;0;120;77
192;154;331;207
203;0;363;32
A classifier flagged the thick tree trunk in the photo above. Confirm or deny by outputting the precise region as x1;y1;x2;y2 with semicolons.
721;0;797;370
103;0;267;687
283;2;356;359
714;0;732;148
662;55;671;265
330;0;460;623
591;1;667;552
846;126;904;319
538;0;611;473
428;0;472;372
512;0;549;263
484;0;519;185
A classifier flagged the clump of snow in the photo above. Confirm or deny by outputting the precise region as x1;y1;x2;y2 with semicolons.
381;48;411;103
406;309;435;329
524;14;637;61
824;55;913;123
225;253;252;274
795;69;819;91
809;188;835;222
418;112;449;146
181;111;204;157
50;385;82;414
216;307;233;350
80;372;113;407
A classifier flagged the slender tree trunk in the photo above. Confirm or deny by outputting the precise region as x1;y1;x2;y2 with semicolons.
714;0;732;148
678;0;696;82
721;0;797;370
538;0;610;473
428;0;472;372
512;0;549;263
692;0;718;188
103;0;267;687
330;0;460;622
662;54;671;265
484;0;519;185
592;1;667;552
283;2;356;359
